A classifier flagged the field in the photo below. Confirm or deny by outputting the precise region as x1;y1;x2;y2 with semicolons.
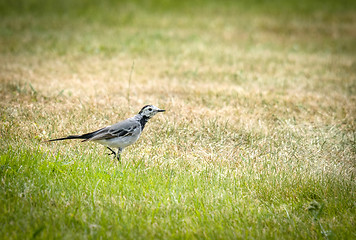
0;0;355;239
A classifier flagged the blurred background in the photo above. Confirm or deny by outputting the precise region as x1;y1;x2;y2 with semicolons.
1;0;355;141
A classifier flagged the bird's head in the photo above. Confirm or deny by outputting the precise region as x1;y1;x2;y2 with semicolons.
138;105;165;118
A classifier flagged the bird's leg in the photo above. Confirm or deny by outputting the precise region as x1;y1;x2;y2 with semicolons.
107;147;116;157
117;148;122;163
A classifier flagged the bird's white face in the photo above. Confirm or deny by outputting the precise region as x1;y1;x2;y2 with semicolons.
138;105;165;118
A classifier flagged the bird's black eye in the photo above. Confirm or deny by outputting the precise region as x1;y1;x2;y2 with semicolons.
148;108;152;111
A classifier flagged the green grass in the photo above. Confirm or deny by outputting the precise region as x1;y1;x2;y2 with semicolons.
1;0;355;239
1;146;354;239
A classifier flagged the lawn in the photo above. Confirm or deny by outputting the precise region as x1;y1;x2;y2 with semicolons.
0;0;355;239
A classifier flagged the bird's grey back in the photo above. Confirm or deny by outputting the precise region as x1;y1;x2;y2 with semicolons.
85;117;141;142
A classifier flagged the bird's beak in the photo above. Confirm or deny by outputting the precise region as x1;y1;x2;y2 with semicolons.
157;109;166;112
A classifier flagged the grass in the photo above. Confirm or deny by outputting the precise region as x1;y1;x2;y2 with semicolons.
0;0;355;239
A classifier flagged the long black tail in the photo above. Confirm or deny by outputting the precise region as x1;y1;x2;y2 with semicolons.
44;128;103;143
45;135;86;142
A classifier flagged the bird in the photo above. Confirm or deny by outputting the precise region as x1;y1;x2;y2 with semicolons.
45;105;165;162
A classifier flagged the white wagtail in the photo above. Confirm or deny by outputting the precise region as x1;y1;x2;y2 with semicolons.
46;105;165;162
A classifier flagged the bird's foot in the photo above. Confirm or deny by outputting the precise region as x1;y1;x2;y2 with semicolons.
107;147;116;156
116;148;122;163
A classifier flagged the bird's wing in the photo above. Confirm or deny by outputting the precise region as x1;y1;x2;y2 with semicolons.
84;118;140;141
